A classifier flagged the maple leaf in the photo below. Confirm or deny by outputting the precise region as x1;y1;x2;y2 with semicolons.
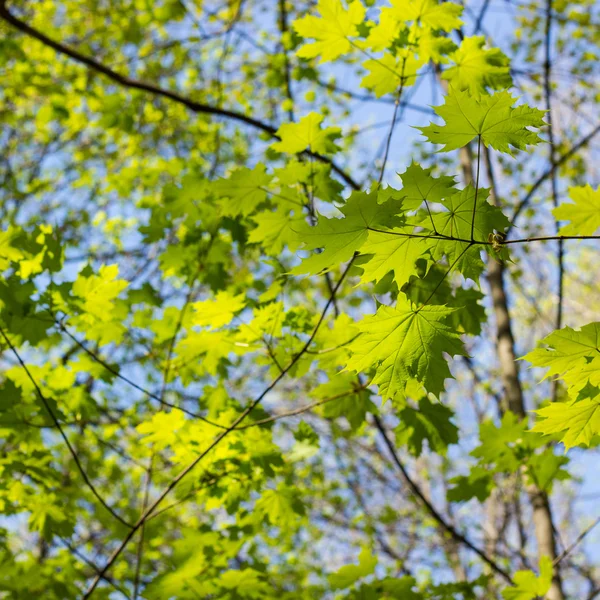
346;297;465;398
191;291;246;329
360;53;424;97
417;29;457;62
417;89;546;155
248;206;304;254
382;0;463;32
532;398;600;451
402;263;486;335
398;162;457;209
0;227;26;271
553;184;600;236
72;264;128;319
293;0;366;63
447;468;494;503
255;486;305;526
502;557;552;600
271;113;341;155
137;410;187;450
442;36;512;94
394;396;459;456
213;165;272;217
329;547;377;589
359;227;433;287
292;189;405;275
522;322;600;396
425;184;510;280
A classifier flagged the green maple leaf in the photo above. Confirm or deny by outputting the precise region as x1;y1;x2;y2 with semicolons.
359;228;433;287
398;162;457;210
218;569;270;597
271;112;341;154
417;89;546;155
214;165;272;217
329;547;377;590
72;264;128;318
417;29;457;62
383;0;463;32
531;397;600;450
346;297;465;398
442;36;512;94
292;189;404;275
248;206;304;253
502;557;553;600
360;53;424;98
255;486;305;526
293;0;366;63
315;374;376;430
447;467;494;503
425;185;510;280
471;412;527;471
402;262;486;335
0;227;26;271
526;449;570;492
553;184;600;236
394;397;459;456
522;322;600;395
191;291;246;329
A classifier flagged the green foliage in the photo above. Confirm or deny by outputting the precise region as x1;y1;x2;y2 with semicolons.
553;184;600;236
417;89;546;154
502;557;553;600
524;323;600;448
346;297;466;399
0;0;597;597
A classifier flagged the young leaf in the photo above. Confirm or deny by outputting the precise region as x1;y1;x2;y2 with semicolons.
360;53;424;98
425;184;510;280
191;291;246;329
271;112;341;155
346;297;465;398
447;468;494;503
382;0;463;32
248;206;304;254
531;397;600;450
502;557;553;600
398;162;457;210
329;547;377;589
417;89;546;155
293;0;366;63
522;322;600;396
359;227;433;287
442;36;512;94
292;190;404;275
394;397;459;456
213;164;272;217
553;184;600;236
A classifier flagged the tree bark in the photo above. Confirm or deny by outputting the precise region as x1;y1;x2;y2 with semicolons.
483;147;565;600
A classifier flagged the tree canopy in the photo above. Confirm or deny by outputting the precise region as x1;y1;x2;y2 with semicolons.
0;0;599;599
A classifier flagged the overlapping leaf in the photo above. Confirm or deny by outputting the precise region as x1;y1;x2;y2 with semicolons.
292;189;405;275
293;0;366;63
346;296;465;398
425;184;510;280
271;113;341;155
442;36;512;94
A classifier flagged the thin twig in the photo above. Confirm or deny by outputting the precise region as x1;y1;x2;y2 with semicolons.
82;259;354;598
372;414;513;584
0;327;134;529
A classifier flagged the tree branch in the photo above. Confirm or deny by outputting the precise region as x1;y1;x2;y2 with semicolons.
0;0;360;191
372;415;513;584
0;326;134;530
